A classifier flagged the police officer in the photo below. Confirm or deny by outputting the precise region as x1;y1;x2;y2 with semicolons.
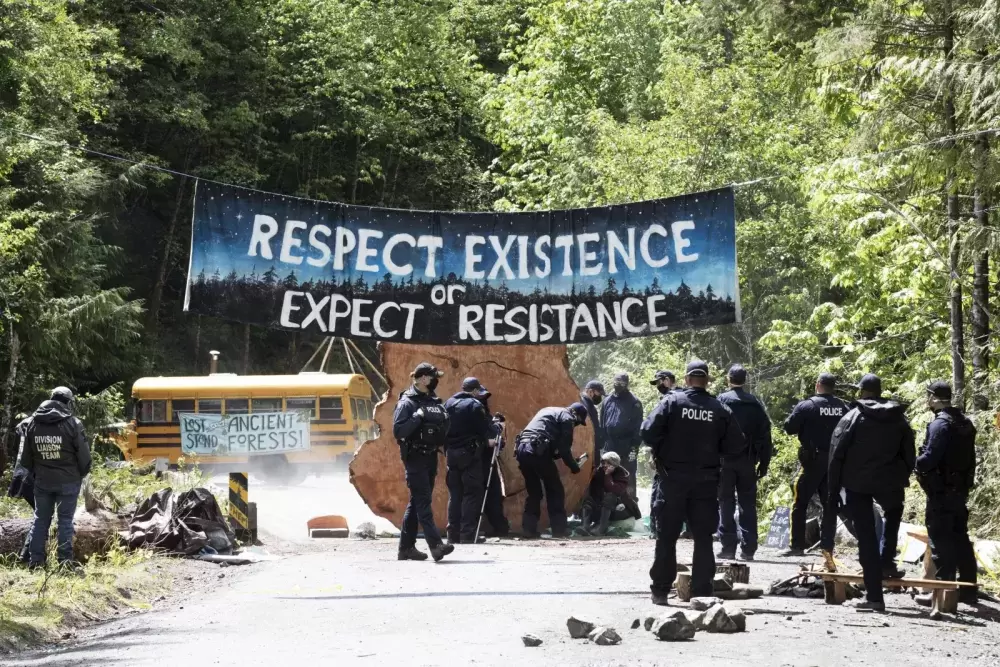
393;362;454;562
515;403;588;538
475;387;510;537
782;372;849;558
444;377;499;544
828;373;915;611
641;360;745;605
717;365;772;561
916;381;978;606
580;380;606;465
22;387;91;569
601;373;644;500
647;370;680;539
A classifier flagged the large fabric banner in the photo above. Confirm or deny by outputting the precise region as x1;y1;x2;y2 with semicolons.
184;182;739;344
179;412;311;456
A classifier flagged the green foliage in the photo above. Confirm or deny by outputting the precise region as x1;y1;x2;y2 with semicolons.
6;0;1000;537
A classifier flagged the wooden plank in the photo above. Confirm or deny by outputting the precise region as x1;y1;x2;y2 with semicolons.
804;570;975;588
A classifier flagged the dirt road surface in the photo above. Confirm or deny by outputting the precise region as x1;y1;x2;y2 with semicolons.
9;533;1000;667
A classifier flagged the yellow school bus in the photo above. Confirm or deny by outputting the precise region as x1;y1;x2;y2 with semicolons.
115;372;376;482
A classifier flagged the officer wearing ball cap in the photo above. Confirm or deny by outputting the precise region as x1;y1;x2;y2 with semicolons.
650;370;679;395
443;377;500;544
828;373;915;611
646;370;681;539
780;372;850;558
916;380;978;606
393;362;454;562
514;402;588;538
641;360;745;605
717;364;772;562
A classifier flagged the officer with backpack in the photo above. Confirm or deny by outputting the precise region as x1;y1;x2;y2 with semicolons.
393;362;454;562
916;381;978;607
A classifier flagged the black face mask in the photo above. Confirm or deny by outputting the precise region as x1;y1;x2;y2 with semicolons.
427;378;439;393
657;384;670;395
592;394;603;406
614;384;627;395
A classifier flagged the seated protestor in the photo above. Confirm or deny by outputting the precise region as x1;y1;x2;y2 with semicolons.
579;452;641;536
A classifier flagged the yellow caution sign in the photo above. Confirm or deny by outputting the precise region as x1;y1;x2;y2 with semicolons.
228;472;251;541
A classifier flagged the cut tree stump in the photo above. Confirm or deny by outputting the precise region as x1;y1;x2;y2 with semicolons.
349;343;594;534
0;510;128;561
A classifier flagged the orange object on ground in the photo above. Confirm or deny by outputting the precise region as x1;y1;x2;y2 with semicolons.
307;515;349;538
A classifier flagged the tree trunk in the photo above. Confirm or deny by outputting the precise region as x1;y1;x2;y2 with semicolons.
243;323;251;374
944;4;966;408
0;512;129;561
147;176;191;333
0;328;20;472
972;133;990;411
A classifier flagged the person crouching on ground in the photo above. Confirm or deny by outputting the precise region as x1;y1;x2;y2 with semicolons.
579;451;641;536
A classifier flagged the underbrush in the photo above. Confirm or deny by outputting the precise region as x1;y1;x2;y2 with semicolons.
0;542;160;653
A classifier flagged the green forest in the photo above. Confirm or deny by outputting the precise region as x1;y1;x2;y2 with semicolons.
4;1;1000;533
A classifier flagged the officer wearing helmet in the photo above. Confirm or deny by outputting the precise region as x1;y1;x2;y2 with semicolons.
21;387;91;569
393;363;454;562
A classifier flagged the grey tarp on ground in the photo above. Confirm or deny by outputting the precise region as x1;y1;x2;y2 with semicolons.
127;487;236;556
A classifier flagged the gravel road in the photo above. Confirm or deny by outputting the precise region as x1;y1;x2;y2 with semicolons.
8;535;1000;667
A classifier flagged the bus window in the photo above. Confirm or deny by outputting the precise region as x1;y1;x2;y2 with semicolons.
139;400;167;423
251;398;282;413
226;398;249;415
285;397;317;418
198;398;223;414
350;398;359;420
364;400;374;420
171;399;195;422
319;397;344;421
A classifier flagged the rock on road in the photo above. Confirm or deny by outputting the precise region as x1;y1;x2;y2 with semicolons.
9;537;1000;667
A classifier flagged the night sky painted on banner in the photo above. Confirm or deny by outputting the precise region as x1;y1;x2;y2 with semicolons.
184;181;739;345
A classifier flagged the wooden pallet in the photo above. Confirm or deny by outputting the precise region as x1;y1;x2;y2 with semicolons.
805;569;974;613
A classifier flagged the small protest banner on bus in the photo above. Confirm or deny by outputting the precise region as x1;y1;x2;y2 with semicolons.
178;412;311;456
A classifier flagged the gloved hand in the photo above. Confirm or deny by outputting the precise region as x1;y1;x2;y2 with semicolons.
415;408;426;419
756;463;768;479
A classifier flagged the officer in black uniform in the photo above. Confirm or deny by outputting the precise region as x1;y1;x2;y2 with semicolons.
444;377;499;544
783;372;849;558
22;387;90;569
641;361;745;605
717;364;772;561
580;380;606;465
515;403;588;538
828;373;915;611
916;381;978;606
393;362;454;562
646;370;679;539
475;387;510;537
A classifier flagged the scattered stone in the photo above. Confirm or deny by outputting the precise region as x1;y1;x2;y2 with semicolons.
713;574;734;592
355;522;377;540
717;583;764;600
827;630;834;635
683;609;707;631
703;604;739;633
630;618;641;630
643;616;656;631
567;617;596;639
727;606;747;632
522;634;543;647
785;615;793;621
117;587;132;600
690;597;723;611
218;573;226;579
588;627;622;646
652;611;696;641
